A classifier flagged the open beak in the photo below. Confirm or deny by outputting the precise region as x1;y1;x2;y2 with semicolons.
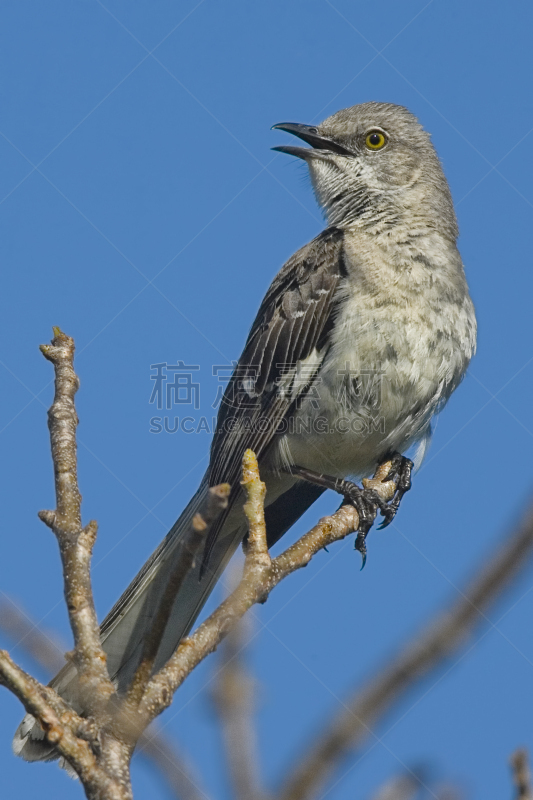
271;122;351;159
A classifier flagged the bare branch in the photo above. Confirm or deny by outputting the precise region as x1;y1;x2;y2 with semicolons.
511;749;533;800
368;772;421;800
212;612;267;800
0;650;121;795
138;451;396;727
277;501;533;800
138;728;208;800
0;597;66;675
242;449;269;558
0;599;206;800
38;328;114;715
368;772;461;800
0;329;133;798
126;484;230;706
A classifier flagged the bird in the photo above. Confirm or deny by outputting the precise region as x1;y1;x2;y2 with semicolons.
14;101;476;761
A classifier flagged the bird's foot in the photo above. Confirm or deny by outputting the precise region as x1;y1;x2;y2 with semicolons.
285;459;412;567
282;464;382;568
336;479;382;569
364;453;413;530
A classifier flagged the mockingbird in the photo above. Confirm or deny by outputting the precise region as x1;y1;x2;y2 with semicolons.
14;102;476;761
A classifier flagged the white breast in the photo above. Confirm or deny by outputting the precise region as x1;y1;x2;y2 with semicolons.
273;227;475;479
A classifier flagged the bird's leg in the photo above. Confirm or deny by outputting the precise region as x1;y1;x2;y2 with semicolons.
369;452;413;530
286;465;386;567
287;455;413;565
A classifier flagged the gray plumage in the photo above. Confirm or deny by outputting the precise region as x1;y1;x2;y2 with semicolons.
14;102;476;762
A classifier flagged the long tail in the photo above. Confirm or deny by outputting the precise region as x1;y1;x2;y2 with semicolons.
13;474;324;762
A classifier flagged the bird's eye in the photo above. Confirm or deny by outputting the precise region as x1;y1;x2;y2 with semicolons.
365;130;387;150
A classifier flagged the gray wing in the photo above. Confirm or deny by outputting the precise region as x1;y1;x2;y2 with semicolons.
204;225;346;561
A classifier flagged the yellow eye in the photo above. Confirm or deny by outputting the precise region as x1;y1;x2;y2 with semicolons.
365;130;387;150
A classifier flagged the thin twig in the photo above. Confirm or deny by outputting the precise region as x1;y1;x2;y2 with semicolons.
511;749;533;799
38;328;114;715
138;728;209;800
212;611;267;800
277;501;533;800
368;772;422;800
0;597;66;675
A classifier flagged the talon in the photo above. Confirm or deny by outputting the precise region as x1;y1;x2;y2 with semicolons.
363;487;392;519
354;532;367;569
384;452;404;483
377;511;395;530
375;454;413;527
376;495;400;529
336;478;384;565
383;452;409;481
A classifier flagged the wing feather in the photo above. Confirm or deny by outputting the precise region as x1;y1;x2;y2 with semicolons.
204;226;346;563
211;226;345;486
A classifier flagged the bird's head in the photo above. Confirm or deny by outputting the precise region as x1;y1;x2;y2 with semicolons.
272;102;457;239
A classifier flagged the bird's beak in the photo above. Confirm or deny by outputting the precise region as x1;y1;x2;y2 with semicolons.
271;122;351;159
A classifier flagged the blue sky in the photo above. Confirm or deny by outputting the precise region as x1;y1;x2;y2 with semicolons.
1;2;533;798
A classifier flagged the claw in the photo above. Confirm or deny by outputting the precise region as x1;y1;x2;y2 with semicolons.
377;511;396;529
375;455;413;528
376;500;398;529
377;512;396;530
383;452;404;483
354;532;367;569
341;482;379;567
